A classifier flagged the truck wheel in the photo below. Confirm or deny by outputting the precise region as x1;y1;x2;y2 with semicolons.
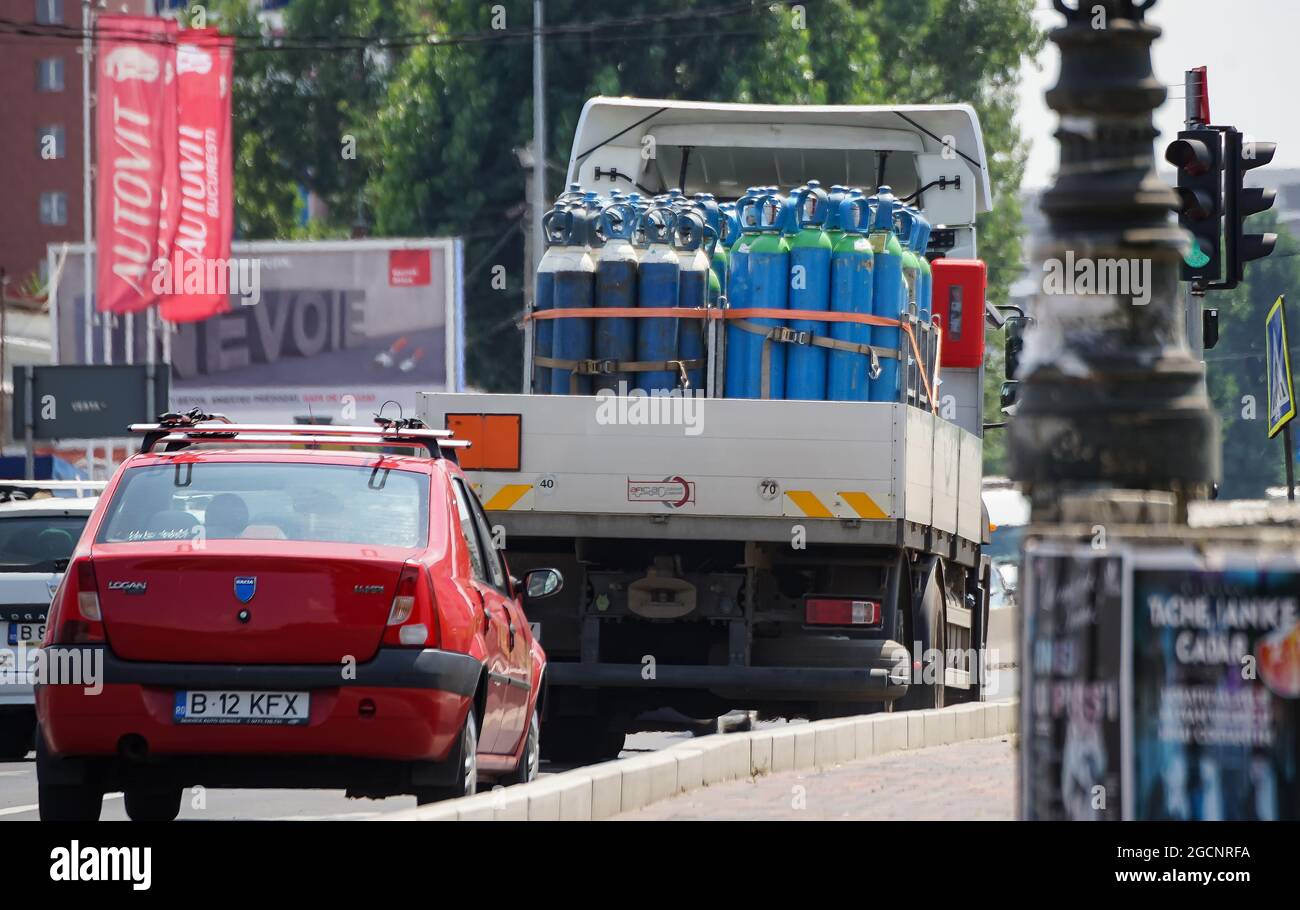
898;566;946;711
124;788;182;822
415;707;479;805
542;717;624;764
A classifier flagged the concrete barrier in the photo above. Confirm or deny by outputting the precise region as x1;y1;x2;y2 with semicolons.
381;698;1018;821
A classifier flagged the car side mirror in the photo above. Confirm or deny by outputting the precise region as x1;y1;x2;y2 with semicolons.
523;568;563;602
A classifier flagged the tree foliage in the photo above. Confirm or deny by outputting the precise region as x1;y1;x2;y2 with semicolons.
221;0;1045;394
1203;212;1300;499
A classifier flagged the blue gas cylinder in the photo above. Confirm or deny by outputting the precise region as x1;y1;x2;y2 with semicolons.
549;201;597;395
724;192;761;398
828;195;875;401
867;187;905;403
594;201;639;394
912;211;933;322
636;207;681;392
534;206;573;392
785;184;833;401
738;193;791;399
676;210;711;391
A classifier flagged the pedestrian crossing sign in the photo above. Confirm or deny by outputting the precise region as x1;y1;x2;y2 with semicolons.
1266;295;1295;439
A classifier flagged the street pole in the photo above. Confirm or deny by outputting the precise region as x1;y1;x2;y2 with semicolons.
1009;0;1218;516
532;0;546;278
1286;424;1296;501
82;0;95;365
1185;67;1207;363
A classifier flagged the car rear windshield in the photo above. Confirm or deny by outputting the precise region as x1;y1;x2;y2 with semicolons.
0;515;88;572
97;462;429;548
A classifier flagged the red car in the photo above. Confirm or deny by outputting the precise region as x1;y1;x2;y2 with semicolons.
36;413;559;821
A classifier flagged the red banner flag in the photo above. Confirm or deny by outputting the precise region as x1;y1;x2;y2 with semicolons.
159;28;236;323
95;16;178;314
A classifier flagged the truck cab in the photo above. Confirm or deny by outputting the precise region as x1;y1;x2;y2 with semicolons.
420;98;997;762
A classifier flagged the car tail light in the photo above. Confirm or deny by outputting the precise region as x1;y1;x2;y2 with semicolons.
384;563;438;648
51;559;107;644
805;597;880;627
386;565;418;626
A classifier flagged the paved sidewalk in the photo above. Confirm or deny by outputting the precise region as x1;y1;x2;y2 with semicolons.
616;734;1017;820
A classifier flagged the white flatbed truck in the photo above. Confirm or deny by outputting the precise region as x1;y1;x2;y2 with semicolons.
420;98;997;761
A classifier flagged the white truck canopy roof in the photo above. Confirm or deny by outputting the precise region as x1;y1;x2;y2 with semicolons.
565;97;993;228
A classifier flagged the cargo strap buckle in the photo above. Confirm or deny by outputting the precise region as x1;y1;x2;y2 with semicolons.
770;327;811;345
868;350;882;381
576;359;617;375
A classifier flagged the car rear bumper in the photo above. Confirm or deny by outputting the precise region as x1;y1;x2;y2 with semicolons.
37;645;482;769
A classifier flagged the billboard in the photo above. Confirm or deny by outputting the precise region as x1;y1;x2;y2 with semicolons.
50;239;464;425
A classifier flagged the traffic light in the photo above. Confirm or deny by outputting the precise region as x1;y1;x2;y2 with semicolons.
1165;128;1224;283
1224;128;1278;285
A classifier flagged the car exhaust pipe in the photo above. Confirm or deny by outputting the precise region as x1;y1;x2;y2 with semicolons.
117;734;149;762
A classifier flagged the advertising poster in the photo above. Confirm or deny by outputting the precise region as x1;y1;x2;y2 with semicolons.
1127;550;1300;821
95;15;179;315
51;239;464;426
1021;542;1125;821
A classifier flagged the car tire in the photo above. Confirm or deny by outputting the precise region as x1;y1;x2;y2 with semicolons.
124;788;183;822
501;707;540;786
36;739;103;822
0;714;35;761
414;707;478;805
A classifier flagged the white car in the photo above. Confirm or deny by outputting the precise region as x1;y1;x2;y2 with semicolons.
0;489;100;759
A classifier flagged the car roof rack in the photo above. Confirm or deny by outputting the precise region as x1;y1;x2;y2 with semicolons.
128;411;466;462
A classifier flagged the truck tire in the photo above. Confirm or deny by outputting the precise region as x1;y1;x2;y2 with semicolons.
898;565;945;711
542;717;624;765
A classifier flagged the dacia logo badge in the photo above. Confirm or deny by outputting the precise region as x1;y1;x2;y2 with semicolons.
234;576;257;604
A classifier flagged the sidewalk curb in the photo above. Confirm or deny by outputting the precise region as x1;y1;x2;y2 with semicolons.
380;699;1019;821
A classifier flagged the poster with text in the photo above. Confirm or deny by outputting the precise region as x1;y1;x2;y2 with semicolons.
1021;542;1125;821
1128;550;1300;821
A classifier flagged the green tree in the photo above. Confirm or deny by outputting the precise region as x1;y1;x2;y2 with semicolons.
1203;211;1300;499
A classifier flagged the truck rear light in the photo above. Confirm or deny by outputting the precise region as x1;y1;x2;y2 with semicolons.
805;597;880;627
384;563;438;648
52;559;107;644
